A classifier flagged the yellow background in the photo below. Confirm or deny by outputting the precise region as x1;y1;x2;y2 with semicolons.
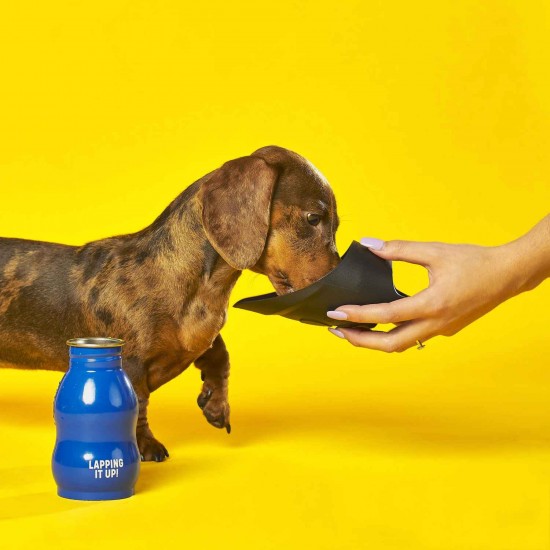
1;1;549;548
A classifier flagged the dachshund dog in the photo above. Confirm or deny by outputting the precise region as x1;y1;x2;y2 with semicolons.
0;145;340;461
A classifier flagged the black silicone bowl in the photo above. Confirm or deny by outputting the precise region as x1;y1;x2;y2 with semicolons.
233;241;406;329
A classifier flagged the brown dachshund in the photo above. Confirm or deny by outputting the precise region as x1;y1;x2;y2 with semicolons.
0;146;340;461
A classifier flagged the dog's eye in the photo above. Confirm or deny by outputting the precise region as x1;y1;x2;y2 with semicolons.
306;213;322;226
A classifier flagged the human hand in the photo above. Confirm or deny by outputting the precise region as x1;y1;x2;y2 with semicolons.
326;236;528;352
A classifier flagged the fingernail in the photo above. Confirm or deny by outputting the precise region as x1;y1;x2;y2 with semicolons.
360;237;385;251
327;310;348;320
328;327;345;339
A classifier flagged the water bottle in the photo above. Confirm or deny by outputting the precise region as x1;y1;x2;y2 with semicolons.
52;337;140;500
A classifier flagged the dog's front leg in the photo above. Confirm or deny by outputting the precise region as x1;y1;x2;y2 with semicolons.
136;394;170;462
125;359;170;462
194;334;231;433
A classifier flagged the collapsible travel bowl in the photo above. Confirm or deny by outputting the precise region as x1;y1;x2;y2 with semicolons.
233;241;407;329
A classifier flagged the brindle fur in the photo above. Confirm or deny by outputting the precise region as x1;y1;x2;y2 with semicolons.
0;146;340;461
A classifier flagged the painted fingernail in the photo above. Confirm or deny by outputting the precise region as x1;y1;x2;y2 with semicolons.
360;237;385;251
327;310;348;320
328;327;345;339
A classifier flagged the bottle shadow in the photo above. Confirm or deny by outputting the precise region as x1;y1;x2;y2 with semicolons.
0;464;97;521
0;457;215;521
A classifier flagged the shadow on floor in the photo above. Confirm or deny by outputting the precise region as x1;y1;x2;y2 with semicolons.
163;400;550;454
3;393;550;459
0;487;97;521
2;392;550;520
0;456;220;520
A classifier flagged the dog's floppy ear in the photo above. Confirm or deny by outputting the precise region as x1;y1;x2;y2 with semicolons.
199;156;279;270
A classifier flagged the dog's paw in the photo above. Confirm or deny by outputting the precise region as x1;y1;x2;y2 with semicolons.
137;428;170;462
197;387;231;434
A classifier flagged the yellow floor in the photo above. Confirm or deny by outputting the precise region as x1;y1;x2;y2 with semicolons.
2;1;550;547
1;282;549;550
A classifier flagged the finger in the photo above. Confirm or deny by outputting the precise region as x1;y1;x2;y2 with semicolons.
360;238;439;267
336;320;433;352
328;290;432;324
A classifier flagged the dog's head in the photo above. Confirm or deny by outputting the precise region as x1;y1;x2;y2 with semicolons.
199;145;340;294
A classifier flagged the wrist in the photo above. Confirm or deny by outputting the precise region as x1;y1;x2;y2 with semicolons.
488;243;524;302
498;216;550;297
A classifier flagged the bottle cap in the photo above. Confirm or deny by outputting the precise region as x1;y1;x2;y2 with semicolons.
66;337;125;348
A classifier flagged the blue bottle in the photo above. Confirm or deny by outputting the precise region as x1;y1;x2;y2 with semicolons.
52;337;140;500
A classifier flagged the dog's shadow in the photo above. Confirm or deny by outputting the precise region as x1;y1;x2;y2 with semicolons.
155;396;550;458
2;393;550;516
4;394;550;455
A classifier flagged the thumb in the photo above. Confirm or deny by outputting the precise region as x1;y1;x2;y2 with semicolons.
360;237;436;267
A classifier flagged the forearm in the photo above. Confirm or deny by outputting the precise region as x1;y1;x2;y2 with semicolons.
499;214;550;298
